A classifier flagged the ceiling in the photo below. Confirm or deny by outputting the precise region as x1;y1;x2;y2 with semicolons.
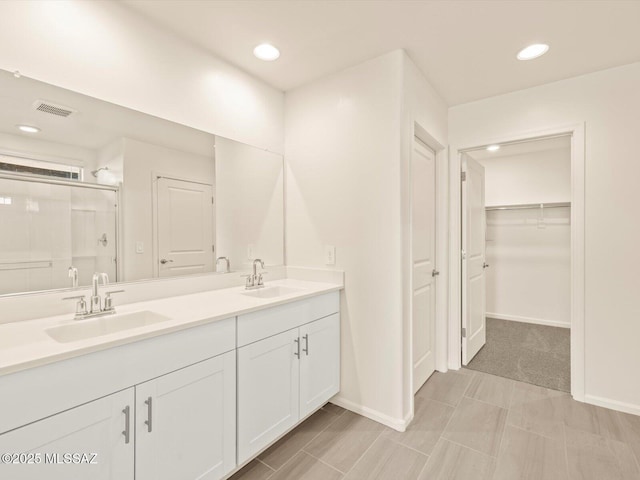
122;0;640;105
467;135;570;161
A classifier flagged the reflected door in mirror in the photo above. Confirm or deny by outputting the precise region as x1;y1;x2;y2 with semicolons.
156;177;214;277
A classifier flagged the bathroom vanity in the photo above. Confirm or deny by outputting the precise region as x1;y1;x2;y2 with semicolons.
0;279;341;480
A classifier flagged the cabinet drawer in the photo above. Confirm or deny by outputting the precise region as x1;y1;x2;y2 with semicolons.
0;317;235;435
237;292;339;347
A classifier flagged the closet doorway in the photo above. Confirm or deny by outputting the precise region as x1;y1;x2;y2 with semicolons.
461;135;574;392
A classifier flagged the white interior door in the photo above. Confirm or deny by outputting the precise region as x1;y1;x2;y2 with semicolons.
462;154;487;364
156;177;214;277
412;137;437;393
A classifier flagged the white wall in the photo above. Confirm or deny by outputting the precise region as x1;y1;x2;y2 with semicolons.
449;62;640;412
485;207;571;327
480;147;571;206
286;50;448;429
478;147;571;327
0;0;284;154
0;132;98;176
215;137;284;271
121;138;215;282
286;51;405;426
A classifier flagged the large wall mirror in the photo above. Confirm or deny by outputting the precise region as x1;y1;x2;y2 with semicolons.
0;69;284;296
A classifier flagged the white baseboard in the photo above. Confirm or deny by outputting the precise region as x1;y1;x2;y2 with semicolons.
584;394;640;417
486;312;570;329
329;395;412;432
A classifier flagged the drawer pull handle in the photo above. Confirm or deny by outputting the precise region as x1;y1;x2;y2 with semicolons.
122;406;131;444
303;334;309;356
144;397;153;433
294;337;300;358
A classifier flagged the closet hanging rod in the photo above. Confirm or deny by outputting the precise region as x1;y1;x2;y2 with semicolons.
485;202;571;211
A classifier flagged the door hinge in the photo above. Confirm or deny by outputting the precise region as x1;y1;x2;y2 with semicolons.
212;244;215;253
461;171;466;182
462;327;467;338
211;197;214;204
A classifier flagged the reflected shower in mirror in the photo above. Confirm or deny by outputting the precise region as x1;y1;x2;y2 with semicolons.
0;69;284;296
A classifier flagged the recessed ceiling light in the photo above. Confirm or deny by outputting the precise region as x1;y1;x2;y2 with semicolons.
517;44;549;61
487;145;500;152
253;43;280;61
16;125;40;133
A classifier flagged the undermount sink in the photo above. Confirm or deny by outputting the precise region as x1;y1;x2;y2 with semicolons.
241;286;303;299
46;311;172;343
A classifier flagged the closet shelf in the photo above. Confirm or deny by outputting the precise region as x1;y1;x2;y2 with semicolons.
485;202;571;211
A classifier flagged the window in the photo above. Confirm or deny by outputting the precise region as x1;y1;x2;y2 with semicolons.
0;154;81;180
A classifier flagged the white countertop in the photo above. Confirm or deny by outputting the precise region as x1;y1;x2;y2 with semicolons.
0;278;342;377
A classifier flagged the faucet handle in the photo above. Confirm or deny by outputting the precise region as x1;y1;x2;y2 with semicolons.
105;289;125;296
104;290;125;312
63;295;88;316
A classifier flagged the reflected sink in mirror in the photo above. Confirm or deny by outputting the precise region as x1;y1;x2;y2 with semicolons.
241;286;303;299
46;311;172;343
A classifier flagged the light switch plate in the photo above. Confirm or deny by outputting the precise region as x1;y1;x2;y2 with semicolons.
324;245;336;265
136;241;144;254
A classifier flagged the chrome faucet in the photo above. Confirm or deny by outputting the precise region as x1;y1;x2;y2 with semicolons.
91;272;109;313
243;259;267;290
63;272;124;320
68;266;78;288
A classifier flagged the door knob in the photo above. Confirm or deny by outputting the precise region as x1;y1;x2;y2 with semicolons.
432;269;440;277
160;259;174;265
483;263;490;269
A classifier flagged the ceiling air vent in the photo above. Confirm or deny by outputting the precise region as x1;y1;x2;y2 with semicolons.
33;100;75;118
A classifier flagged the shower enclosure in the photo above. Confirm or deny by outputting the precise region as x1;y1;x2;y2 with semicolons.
0;173;118;295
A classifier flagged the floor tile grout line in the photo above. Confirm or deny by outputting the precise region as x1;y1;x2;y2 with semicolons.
272;447;332;477
382;434;432;458
259;406;345;472
561;421;572;478
255;457;276;473
441;436;502;459
452;392;510;456
301;449;348;476
506;422;565;443
298;407;347;450
338;428;386;477
493;405;510;471
463;391;512;410
617;410;640;473
414;453;433;480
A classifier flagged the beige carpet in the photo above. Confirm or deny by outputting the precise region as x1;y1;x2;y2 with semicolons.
465;318;570;392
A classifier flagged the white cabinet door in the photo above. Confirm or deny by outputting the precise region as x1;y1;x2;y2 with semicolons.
0;389;134;480
135;352;236;480
237;328;300;464
299;314;340;418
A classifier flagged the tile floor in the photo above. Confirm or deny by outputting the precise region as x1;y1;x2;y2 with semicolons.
230;369;640;480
